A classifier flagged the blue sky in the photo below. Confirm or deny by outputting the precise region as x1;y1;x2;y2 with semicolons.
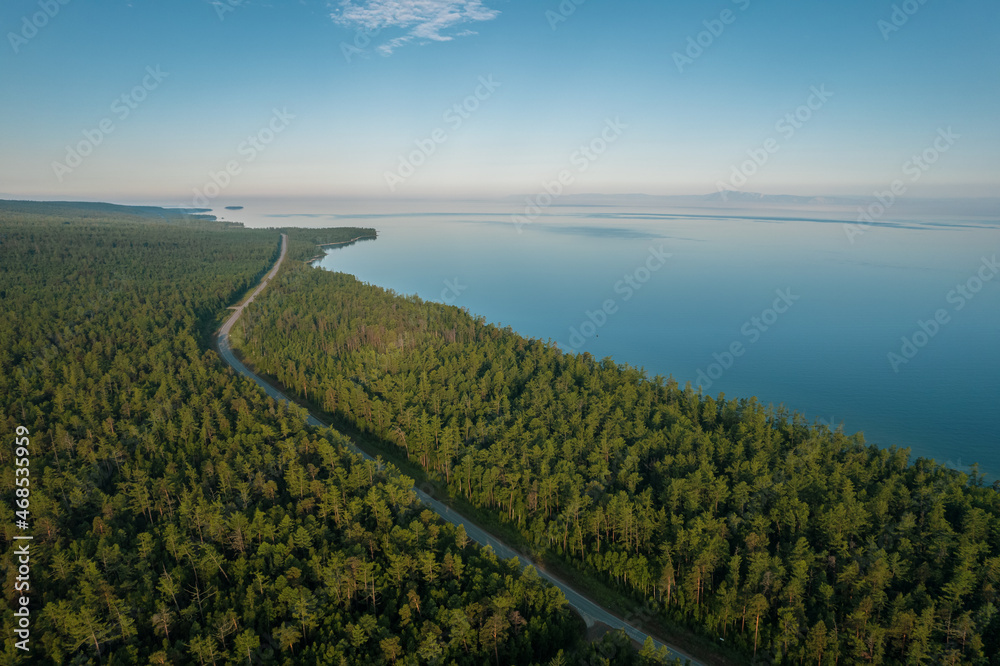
1;0;997;202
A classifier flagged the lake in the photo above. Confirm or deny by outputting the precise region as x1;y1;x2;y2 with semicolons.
213;198;1000;479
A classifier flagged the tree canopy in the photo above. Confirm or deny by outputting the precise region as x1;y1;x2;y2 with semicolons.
235;259;1000;665
0;201;607;665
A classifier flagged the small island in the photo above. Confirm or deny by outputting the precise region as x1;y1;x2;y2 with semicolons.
225;205;244;210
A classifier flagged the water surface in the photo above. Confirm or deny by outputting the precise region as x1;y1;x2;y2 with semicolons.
215;198;1000;479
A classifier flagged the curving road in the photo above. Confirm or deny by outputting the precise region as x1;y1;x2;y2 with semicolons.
216;233;701;665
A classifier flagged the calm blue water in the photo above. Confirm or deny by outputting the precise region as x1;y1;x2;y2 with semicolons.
214;199;1000;479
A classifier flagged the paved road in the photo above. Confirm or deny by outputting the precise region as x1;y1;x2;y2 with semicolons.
216;234;701;665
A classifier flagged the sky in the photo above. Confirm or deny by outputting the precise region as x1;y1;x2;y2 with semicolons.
1;0;998;203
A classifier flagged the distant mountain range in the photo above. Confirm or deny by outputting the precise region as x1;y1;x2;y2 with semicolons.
504;191;999;216
534;191;877;207
698;190;843;205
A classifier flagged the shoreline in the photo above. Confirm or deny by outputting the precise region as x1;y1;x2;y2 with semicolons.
303;235;375;264
216;232;707;666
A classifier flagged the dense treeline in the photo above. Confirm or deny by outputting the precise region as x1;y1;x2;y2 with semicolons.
236;261;1000;664
0;201;589;664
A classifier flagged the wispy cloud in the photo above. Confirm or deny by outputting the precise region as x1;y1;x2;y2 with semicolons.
332;0;499;55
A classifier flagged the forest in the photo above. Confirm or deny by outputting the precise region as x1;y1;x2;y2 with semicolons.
0;201;662;665
233;257;1000;665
